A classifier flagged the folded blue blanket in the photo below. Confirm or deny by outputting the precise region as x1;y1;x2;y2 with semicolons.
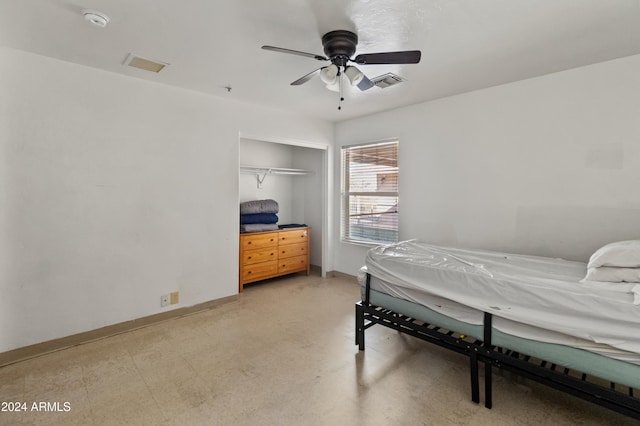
240;199;279;215
240;213;279;225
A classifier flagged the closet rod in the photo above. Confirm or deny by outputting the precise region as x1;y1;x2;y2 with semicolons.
240;165;313;188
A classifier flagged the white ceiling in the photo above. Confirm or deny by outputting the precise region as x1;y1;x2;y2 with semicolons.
1;0;639;122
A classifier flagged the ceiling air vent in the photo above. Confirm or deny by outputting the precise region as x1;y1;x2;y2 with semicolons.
371;73;406;89
123;53;169;73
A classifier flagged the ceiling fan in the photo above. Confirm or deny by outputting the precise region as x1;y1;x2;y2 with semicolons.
262;30;421;109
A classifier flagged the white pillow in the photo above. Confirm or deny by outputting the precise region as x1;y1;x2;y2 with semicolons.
587;240;640;268
583;266;640;283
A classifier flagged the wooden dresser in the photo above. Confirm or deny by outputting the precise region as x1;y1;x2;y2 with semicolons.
239;227;310;292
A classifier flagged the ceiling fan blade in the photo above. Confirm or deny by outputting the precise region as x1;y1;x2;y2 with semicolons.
262;46;327;61
291;68;322;85
357;74;375;91
353;50;421;65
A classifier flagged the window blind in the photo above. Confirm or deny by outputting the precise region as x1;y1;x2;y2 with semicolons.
341;141;399;244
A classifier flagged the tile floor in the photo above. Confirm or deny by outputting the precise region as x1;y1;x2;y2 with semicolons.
0;274;636;425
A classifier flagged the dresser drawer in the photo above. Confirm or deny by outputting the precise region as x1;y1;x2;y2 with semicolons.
278;228;308;245
279;242;307;259
242;248;277;265
241;232;278;250
278;255;308;274
239;227;309;291
242;260;278;282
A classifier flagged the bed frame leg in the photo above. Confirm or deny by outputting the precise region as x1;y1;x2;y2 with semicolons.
356;303;365;351
470;350;480;404
483;312;493;409
484;360;493;409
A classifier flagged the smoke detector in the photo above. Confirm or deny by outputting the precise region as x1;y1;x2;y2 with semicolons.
82;9;110;28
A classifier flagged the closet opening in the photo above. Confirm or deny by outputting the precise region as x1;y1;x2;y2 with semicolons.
238;137;329;287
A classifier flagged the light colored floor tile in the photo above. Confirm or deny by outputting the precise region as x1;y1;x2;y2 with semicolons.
0;274;637;426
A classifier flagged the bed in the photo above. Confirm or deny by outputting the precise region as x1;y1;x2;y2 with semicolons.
355;240;640;419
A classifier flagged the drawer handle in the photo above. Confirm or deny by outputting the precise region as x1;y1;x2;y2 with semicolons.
247;271;252;274
270;238;274;242
247;241;252;245
248;256;252;259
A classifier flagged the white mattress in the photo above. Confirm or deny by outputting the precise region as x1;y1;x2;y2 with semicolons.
362;240;640;364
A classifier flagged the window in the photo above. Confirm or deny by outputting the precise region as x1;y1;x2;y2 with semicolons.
341;141;399;244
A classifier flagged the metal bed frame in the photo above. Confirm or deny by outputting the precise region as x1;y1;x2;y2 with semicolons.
356;273;640;420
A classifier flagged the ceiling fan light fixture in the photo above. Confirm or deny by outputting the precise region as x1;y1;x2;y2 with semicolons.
344;66;364;86
320;64;339;85
325;80;340;92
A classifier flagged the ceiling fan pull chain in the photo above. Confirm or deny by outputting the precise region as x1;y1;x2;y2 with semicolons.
338;68;344;110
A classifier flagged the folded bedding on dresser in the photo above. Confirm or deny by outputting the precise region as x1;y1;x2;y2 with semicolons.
240;213;279;224
240;223;279;233
240;199;279;215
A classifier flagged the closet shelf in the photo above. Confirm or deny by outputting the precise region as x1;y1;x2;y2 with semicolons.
240;165;313;176
240;165;314;188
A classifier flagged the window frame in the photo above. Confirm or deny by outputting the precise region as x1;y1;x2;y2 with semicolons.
341;140;399;245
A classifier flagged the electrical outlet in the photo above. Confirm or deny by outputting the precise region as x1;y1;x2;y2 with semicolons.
170;291;179;305
160;294;170;307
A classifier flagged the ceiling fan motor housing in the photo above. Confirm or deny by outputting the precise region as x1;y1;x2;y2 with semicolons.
322;30;358;66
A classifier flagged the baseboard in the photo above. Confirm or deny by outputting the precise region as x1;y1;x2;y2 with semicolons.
326;270;357;280
0;295;238;368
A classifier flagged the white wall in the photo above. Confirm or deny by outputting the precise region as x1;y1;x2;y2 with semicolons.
334;54;640;275
0;47;333;352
